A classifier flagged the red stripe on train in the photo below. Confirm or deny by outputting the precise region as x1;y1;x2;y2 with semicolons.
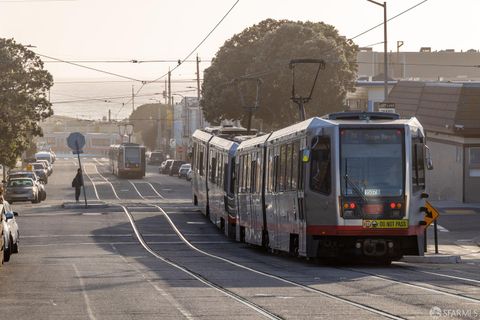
306;225;424;236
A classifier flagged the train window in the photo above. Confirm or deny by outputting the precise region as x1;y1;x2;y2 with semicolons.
292;141;299;190
251;159;257;193
279;145;286;192
238;156;243;192
273;154;280;192
310;137;331;195
267;150;273;192
286;143;293;190
412;137;425;192
210;155;217;183
256;156;262;193
192;143;197;170
246;154;251;192
199;150;204;176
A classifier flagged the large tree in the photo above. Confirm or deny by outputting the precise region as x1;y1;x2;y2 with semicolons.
201;19;358;130
0;38;53;167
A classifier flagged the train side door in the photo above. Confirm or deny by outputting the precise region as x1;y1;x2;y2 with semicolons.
304;134;334;233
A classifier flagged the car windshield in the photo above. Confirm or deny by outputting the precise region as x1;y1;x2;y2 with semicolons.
340;129;404;197
125;147;140;164
33;164;43;169
8;179;33;187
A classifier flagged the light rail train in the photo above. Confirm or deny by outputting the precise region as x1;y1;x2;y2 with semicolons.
192;112;432;262
108;143;146;179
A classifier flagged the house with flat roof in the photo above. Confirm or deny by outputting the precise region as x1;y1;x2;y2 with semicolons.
388;81;480;202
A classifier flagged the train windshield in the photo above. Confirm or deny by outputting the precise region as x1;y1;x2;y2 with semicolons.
125;147;140;164
340;129;404;197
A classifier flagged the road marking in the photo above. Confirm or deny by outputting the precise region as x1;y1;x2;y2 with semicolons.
437;224;449;232
110;244;194;320
22;241;230;247
92;164;120;200
419;270;480;285
443;209;477;215
72;264;96;320
83;167;100;200
146;182;165;199
128;181;145;200
187;221;205;225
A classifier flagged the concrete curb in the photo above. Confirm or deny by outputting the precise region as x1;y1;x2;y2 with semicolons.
61;202;110;209
401;254;462;264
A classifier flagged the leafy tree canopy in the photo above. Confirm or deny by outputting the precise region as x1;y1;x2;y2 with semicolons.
130;103;165;151
0;38;53;167
201;19;358;130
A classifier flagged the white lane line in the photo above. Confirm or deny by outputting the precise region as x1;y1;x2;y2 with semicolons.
22;241;230;248
83;166;100;200
128;181;146;200
110;244;194;320
419;270;480;285
94;158;105;166
72;263;96;320
437;224;449;232
22;233;222;238
146;182;165;199
120;205;281;320
93;164;120;200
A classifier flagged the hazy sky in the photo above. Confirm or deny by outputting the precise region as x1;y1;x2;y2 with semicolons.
0;0;478;114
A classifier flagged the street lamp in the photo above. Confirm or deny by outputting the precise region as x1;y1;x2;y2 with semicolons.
367;0;389;106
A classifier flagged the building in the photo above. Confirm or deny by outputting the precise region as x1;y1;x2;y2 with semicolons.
357;48;480;81
347;48;480;112
38;115;121;155
388;81;480;203
172;97;203;160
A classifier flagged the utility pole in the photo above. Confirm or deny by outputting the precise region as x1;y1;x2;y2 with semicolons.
131;85;135;112
196;54;201;100
367;0;388;102
168;69;172;107
164;79;168;105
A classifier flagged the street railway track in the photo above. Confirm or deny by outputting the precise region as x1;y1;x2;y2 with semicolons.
82;161;480;318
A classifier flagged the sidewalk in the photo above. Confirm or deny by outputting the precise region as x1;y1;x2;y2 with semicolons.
429;200;480;214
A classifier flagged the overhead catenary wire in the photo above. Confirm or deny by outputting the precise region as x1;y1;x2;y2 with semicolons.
35;53;147;83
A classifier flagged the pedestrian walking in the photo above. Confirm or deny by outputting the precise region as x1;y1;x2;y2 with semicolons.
72;168;83;202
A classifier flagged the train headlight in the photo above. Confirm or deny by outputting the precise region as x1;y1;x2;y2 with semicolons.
343;210;355;219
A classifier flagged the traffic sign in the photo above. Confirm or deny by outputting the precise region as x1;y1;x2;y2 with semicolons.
379;102;396;113
424;201;440;227
67;132;86;153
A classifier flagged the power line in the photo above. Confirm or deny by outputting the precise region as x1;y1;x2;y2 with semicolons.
43;59;212;64
35;53;147;83
53;79;202;84
232;0;430;81
350;0;429;41
149;0;240;84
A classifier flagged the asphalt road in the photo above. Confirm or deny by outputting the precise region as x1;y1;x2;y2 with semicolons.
0;157;479;320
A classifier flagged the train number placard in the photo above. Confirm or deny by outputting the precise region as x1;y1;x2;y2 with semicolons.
362;219;409;229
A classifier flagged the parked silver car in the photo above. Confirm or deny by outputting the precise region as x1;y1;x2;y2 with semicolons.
31;163;48;184
178;163;191;179
4;178;39;203
36;159;53;176
7;171;46;201
1;201;19;262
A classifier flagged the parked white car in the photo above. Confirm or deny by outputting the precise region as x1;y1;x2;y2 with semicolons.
1;201;19;262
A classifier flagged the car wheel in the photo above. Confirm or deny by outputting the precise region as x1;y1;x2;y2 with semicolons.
0;229;4;266
12;234;18;254
3;237;11;262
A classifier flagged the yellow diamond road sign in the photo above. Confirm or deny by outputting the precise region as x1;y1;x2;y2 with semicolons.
424;201;440;227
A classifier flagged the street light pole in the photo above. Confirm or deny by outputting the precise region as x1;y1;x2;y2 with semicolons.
367;0;388;103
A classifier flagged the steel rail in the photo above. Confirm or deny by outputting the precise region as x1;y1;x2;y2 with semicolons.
119;204;282;320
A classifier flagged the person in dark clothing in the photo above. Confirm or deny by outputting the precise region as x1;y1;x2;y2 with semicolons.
72;168;83;202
